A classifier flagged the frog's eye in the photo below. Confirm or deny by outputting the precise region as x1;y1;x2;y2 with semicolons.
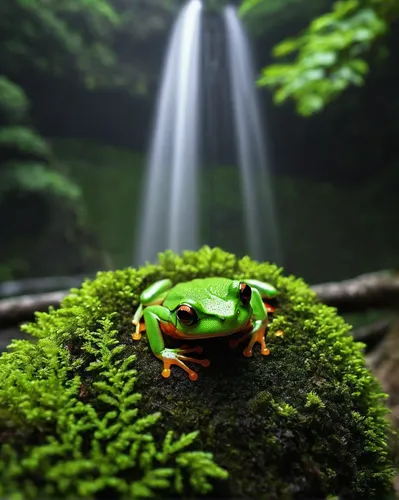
239;282;252;305
177;304;198;326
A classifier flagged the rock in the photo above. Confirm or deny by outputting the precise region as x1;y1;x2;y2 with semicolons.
0;247;395;499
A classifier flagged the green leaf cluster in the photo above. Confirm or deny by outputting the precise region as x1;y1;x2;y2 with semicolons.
0;126;50;159
239;0;331;36
0;162;81;201
0;0;182;93
0;76;89;281
0;314;227;499
0;76;30;124
0;246;396;498
241;0;398;115
1;0;120;89
0;76;81;201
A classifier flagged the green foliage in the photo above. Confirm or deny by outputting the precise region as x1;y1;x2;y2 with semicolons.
1;0;121;89
0;80;95;282
0;316;227;499
0;246;395;498
0;126;51;160
0;81;81;204
0;297;228;498
243;0;398;115
0;76;83;202
0;162;81;200
0;0;182;93
0;76;30;124
239;0;331;35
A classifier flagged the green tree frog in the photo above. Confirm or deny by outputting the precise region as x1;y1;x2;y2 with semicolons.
132;277;278;381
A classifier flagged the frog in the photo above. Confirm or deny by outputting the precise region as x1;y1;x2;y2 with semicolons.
132;277;278;381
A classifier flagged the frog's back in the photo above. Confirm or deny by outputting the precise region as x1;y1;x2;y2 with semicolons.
163;277;234;309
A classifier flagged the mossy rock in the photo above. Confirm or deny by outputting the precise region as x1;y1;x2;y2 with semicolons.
0;247;395;499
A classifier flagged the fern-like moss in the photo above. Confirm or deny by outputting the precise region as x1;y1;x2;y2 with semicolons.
0;246;396;499
0;162;81;200
0;126;50;160
0;76;30;124
0;317;227;499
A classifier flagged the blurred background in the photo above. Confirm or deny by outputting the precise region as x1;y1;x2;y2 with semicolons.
1;0;398;288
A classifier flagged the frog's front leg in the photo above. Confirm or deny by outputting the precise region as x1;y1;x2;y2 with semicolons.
229;292;270;355
144;305;210;381
132;279;173;340
230;280;277;357
243;287;270;357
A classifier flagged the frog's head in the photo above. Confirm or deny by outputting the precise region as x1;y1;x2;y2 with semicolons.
171;280;253;337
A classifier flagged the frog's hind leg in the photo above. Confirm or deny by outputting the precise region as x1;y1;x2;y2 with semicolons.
229;323;270;357
132;321;146;341
243;320;270;358
132;304;144;340
132;299;164;341
132;279;173;341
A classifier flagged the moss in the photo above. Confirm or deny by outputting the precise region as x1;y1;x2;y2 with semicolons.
0;246;396;499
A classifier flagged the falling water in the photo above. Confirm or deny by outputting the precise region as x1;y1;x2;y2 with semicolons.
224;6;282;263
134;0;202;265
135;1;282;265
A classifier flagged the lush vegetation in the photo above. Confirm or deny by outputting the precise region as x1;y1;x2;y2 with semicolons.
0;76;79;200
241;0;399;115
0;0;182;93
0;247;395;498
0;76;93;281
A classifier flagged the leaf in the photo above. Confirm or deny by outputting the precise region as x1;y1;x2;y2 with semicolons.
273;38;303;57
0;162;81;201
256;0;394;115
0;77;30;123
302;51;337;67
0;127;50;159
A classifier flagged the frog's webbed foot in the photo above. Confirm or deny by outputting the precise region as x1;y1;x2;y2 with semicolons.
159;347;210;381
243;322;270;358
131;320;145;341
230;322;270;357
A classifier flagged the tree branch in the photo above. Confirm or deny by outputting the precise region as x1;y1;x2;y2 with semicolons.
0;290;68;328
312;270;399;313
0;275;90;299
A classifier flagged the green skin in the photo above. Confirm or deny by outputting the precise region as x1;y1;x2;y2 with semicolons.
132;277;278;381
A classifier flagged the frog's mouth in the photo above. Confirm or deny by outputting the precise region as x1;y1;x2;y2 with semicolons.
160;319;253;340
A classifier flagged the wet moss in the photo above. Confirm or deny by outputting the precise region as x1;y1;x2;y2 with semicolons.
0;246;396;499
